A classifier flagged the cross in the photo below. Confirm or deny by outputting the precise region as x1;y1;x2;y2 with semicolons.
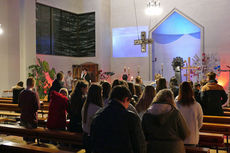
219;66;230;106
134;31;153;52
181;57;199;81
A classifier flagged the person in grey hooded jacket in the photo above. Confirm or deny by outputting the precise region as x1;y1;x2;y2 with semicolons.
142;89;190;153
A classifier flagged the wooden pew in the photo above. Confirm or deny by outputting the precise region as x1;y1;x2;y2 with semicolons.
200;123;230;135
0;97;12;100
0;124;83;146
203;115;230;124
0;98;48;102
199;132;225;152
0;142;72;153
223;107;230;112
185;146;210;153
224;112;230;116
0;103;49;111
0;99;12;104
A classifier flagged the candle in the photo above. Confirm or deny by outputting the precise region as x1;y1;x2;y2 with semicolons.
128;67;130;75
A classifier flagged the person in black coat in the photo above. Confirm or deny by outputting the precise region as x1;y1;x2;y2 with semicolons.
81;68;90;83
200;72;228;115
90;85;146;153
12;81;24;104
48;72;64;102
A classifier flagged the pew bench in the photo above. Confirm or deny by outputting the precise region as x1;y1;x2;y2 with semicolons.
0;97;12;100
0;141;73;153
200;123;230;136
185;146;210;153
0;103;49;112
224;112;230;116
199;132;225;152
0;99;12;104
0;124;83;146
223;107;230;112
203;115;230;124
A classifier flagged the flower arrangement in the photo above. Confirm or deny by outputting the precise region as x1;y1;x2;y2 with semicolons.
171;57;184;70
28;58;56;99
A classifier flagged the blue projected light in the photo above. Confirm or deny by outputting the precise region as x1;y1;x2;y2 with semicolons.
154;12;200;35
152;11;201;82
113;26;148;58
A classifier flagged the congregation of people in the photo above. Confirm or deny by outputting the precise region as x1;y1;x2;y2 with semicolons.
14;70;228;153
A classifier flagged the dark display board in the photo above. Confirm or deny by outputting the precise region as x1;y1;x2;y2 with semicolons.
36;3;95;57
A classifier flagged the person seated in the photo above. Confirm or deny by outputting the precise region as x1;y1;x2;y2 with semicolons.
90;85;146;153
47;88;69;130
176;82;203;146
12;81;24;104
142;89;190;153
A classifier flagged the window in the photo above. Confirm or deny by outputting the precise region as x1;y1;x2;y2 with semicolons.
36;3;95;57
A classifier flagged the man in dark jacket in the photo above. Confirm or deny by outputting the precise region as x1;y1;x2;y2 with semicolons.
19;77;40;142
90;85;146;153
200;72;228;115
12;81;24;104
48;72;64;102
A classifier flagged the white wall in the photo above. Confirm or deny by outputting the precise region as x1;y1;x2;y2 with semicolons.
0;0;22;93
111;0;230;89
37;0;112;78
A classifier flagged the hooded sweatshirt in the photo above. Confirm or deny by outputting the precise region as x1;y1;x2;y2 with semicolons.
142;102;190;153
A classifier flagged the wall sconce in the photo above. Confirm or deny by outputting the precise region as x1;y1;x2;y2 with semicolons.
0;24;4;35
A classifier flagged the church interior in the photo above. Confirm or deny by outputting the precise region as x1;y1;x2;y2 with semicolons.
0;0;230;152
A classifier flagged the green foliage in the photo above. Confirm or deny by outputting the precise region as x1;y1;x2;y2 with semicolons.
28;58;56;99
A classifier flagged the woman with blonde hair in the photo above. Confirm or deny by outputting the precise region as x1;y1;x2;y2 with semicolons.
135;85;156;119
142;89;190;153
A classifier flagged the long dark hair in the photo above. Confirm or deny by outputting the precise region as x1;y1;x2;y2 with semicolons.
177;81;195;106
156;77;167;93
102;82;111;100
70;80;88;113
83;84;103;123
136;85;156;113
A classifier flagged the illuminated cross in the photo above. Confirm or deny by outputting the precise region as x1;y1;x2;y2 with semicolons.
134;31;153;52
181;57;199;81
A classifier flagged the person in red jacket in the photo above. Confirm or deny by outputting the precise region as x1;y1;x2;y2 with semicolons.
47;88;69;130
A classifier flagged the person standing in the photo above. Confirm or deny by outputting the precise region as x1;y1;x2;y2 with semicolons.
176;82;203;145
142;89;190;153
65;71;73;94
48;72;64;102
19;77;40;142
90;85;146;153
200;72;228;115
82;84;103;153
81;68;90;83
